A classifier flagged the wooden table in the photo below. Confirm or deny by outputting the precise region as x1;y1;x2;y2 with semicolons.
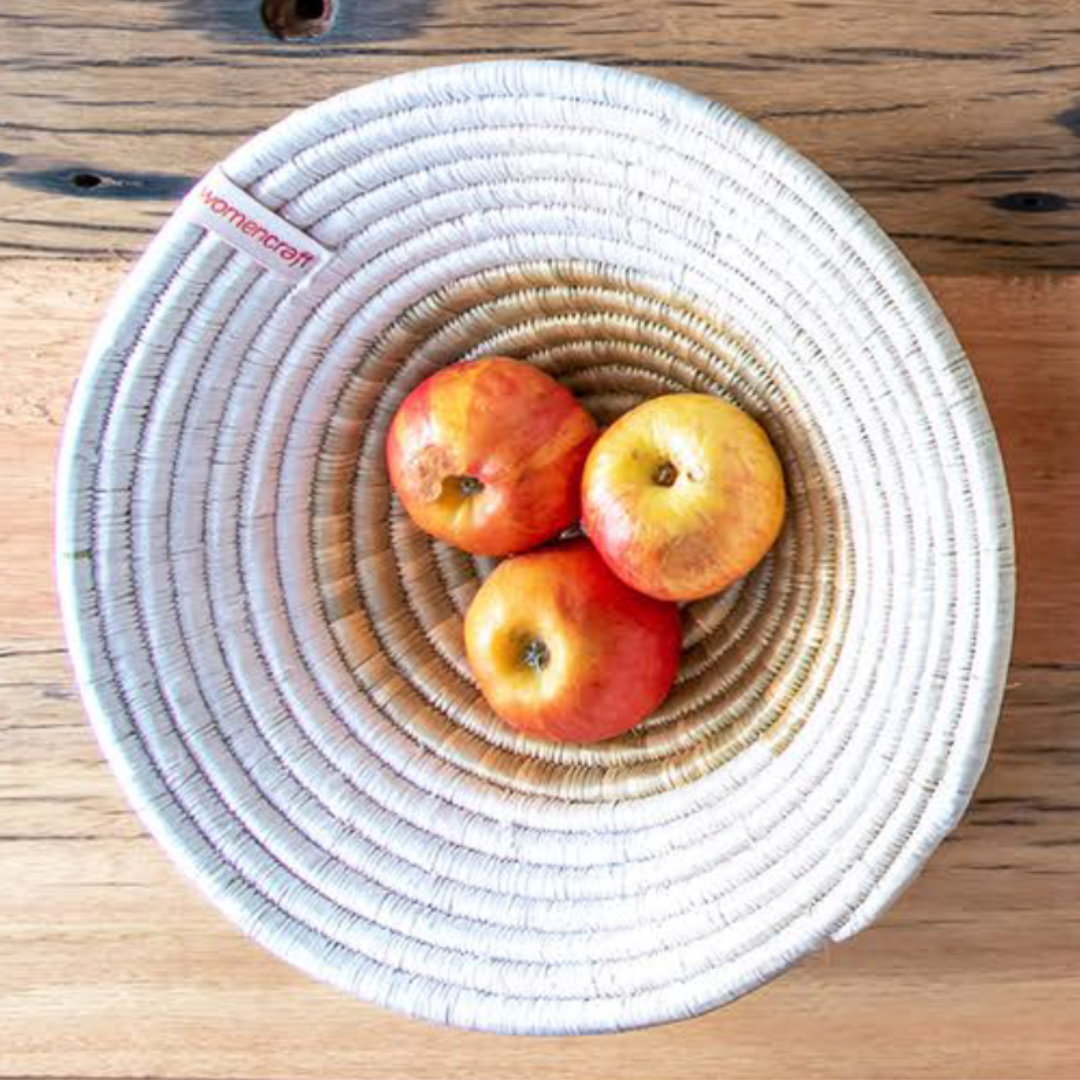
2;3;1079;1078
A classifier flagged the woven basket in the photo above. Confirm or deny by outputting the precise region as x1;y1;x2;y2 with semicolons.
56;61;1015;1034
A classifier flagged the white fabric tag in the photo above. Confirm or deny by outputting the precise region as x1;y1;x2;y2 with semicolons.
178;167;331;283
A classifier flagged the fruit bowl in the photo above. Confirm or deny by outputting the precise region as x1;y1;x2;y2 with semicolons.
57;61;1014;1033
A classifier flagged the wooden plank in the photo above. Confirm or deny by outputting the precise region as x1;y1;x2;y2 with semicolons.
0;664;1077;1080
1;263;1078;1077
4;262;1075;661
5;0;1080;272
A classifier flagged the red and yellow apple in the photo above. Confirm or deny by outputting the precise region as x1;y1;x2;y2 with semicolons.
464;541;681;742
386;357;597;556
582;394;785;601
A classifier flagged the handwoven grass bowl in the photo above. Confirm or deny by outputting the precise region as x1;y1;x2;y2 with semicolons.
57;61;1014;1033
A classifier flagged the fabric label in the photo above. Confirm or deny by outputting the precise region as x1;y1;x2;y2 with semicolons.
178;167;330;282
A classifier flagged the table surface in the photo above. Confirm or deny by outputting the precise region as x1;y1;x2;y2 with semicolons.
2;3;1080;1079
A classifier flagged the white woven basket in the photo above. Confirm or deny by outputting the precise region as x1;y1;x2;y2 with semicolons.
57;61;1015;1034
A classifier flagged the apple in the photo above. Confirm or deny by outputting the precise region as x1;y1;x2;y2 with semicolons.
386;357;597;556
464;541;682;742
582;394;785;601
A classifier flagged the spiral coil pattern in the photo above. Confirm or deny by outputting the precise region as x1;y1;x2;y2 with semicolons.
57;62;1014;1033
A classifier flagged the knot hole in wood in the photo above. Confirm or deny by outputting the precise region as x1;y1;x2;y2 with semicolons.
261;0;334;40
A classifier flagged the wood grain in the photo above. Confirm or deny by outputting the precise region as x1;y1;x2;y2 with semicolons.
0;262;1078;1079
6;0;1080;271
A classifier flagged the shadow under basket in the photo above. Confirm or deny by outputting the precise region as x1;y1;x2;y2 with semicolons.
56;60;1014;1034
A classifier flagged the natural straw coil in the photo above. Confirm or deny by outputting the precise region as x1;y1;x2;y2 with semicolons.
56;61;1015;1033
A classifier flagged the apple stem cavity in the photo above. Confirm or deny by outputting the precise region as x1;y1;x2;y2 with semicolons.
520;638;550;672
652;461;678;487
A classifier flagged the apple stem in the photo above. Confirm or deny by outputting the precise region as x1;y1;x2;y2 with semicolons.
458;475;484;497
521;639;550;672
